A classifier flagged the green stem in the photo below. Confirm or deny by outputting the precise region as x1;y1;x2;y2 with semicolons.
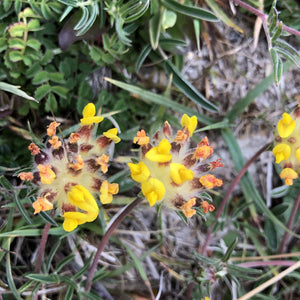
85;196;143;293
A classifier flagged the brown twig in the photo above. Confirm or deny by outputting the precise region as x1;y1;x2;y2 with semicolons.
85;196;143;293
279;189;300;253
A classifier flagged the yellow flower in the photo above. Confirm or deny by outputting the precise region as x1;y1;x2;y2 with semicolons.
96;154;109;173
49;136;62;149
141;178;165;206
100;180;119;204
37;164;56;184
272;144;291;163
277;112;295;138
170;163;194;185
63;185;99;231
128;162;150;182
80;103;104;126
280;168;298;186
181;114;197;136
103;128;121;143
180;198;196;218
32;195;53;214
145;139;172;163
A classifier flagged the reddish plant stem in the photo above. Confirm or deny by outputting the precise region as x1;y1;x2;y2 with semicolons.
85;196;143;293
237;260;296;268
185;143;271;300
230;0;300;37
279;190;300;254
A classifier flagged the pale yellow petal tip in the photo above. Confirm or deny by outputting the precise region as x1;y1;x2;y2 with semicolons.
141;178;165;206
181;114;198;136
272;143;291;164
280;168;298;186
145;139;172;163
277;112;295;138
80;103;103;126
128;161;150;183
103;128;121;143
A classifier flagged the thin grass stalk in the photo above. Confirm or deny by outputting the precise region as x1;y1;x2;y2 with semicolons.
85;196;143;293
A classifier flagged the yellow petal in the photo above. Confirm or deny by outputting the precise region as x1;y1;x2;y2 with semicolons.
141;178;165;206
272;144;291;163
280;168;298;185
180;198;196;218
277;113;295;138
181;114;197;136
80;103;103;125
170;163;194;185
128;162;150;182
37;164;56;184
145;139;172;162
103;128;121;143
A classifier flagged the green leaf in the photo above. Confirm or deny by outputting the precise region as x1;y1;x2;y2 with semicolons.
0;175;13;190
0;37;7;52
271;21;282;42
0;227;66;238
221;237;238;262
8;22;26;37
51;85;68;98
48;72;65;84
26;38;41;51
274;46;299;67
0;82;37;101
161;0;218;22
8;50;23;62
32;70;49;85
3;0;12;12
270;47;282;86
105;77;214;125
162;9;177;31
41;0;55;20
34;84;51;100
163;59;218;112
271;203;289;216
45;92;58;112
14;194;33;225
264;219;278;250
149;8;163;50
27;19;41;31
135;44;152;71
176;210;188;224
6;238;23;300
8;38;25;49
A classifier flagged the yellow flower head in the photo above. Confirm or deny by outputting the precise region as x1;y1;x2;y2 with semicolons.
142;178;165;206
145;139;172;162
272;143;291;164
181;114;197;136
37;164;56;184
100;180;119;204
128;161;150;183
277;112;295;138
280;168;298;186
180;198;196;218
80;103;104;126
103;128;121;143
170;163;194;185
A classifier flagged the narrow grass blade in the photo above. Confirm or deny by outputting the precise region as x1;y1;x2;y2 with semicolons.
104;77;215;125
0;227;66;237
0;82;37;101
6;237;23;300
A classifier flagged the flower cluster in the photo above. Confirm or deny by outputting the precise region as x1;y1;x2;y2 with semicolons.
128;114;223;218
18;103;120;231
273;105;300;186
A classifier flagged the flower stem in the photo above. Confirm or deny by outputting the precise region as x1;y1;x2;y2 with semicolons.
279;189;300;253
85;196;143;293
